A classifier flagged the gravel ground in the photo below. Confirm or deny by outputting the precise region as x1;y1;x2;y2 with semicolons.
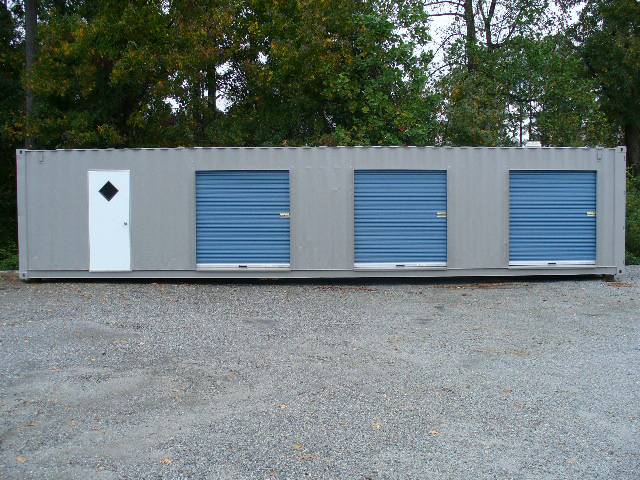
0;269;639;480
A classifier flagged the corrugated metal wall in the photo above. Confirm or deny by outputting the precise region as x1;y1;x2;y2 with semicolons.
195;170;290;267
18;147;625;279
354;170;447;267
509;170;597;264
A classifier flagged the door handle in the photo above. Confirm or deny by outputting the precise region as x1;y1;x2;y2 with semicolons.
586;211;596;217
123;221;128;226
436;211;447;219
279;212;290;219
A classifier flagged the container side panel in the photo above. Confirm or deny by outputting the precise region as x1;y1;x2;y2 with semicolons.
21;147;621;277
614;147;627;271
195;170;290;265
26;152;89;270
17;151;28;277
447;149;507;268
130;158;194;270
509;171;597;263
354;170;447;264
290;159;354;270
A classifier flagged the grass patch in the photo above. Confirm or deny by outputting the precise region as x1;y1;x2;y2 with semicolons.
0;241;18;270
627;176;640;265
627;251;640;265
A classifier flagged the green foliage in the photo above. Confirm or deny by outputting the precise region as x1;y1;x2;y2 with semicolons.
0;3;23;264
25;0;439;148
578;0;640;128
627;175;640;264
222;0;439;146
577;0;640;171
439;58;513;146
0;241;18;271
0;0;639;270
521;36;617;147
439;34;617;147
30;0;176;148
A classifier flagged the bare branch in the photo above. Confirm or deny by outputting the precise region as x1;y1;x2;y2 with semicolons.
432;30;460;56
497;5;526;46
428;11;465;18
429;59;463;77
487;0;497;21
423;0;464;7
423;0;464;6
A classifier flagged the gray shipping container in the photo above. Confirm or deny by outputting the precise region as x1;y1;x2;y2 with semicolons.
16;146;627;280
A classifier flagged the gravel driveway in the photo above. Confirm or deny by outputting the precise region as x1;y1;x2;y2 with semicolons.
1;269;639;479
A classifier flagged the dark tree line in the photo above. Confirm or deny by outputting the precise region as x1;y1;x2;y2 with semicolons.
1;0;639;266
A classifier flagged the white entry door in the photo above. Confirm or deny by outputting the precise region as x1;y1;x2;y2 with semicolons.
88;170;131;271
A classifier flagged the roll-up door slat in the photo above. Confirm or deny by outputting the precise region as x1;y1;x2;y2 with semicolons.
196;171;290;266
509;171;596;264
354;170;447;266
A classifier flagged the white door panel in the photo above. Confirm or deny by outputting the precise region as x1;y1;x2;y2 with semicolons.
88;170;131;271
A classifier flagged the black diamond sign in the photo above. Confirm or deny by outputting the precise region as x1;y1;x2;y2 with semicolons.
99;181;119;201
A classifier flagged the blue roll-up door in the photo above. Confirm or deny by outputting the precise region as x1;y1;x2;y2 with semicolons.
354;170;447;268
509;170;597;265
196;170;290;268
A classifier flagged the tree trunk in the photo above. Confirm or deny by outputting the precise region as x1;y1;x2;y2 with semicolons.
625;123;640;176
191;77;204;144
53;0;66;14
463;0;477;71
204;67;218;145
519;116;523;147
25;0;37;149
206;67;217;112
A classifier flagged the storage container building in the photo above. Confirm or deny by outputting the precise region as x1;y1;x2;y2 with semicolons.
17;146;626;280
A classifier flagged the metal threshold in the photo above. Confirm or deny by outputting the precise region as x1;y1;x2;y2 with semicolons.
354;262;447;271
197;263;290;271
509;261;596;269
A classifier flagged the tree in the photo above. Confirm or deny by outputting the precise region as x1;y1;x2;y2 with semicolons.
434;1;614;147
531;35;616;146
223;0;439;146
430;0;557;145
576;0;640;174
0;1;23;260
438;55;512;145
426;0;553;73
28;0;439;148
24;0;36;148
164;0;243;145
29;0;175;147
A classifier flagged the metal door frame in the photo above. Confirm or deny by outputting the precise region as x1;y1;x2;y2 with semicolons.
507;168;597;267
352;169;448;271
87;169;132;272
194;169;291;271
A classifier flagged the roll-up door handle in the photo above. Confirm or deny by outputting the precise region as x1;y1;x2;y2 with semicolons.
586;211;596;217
436;211;447;219
279;212;290;219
